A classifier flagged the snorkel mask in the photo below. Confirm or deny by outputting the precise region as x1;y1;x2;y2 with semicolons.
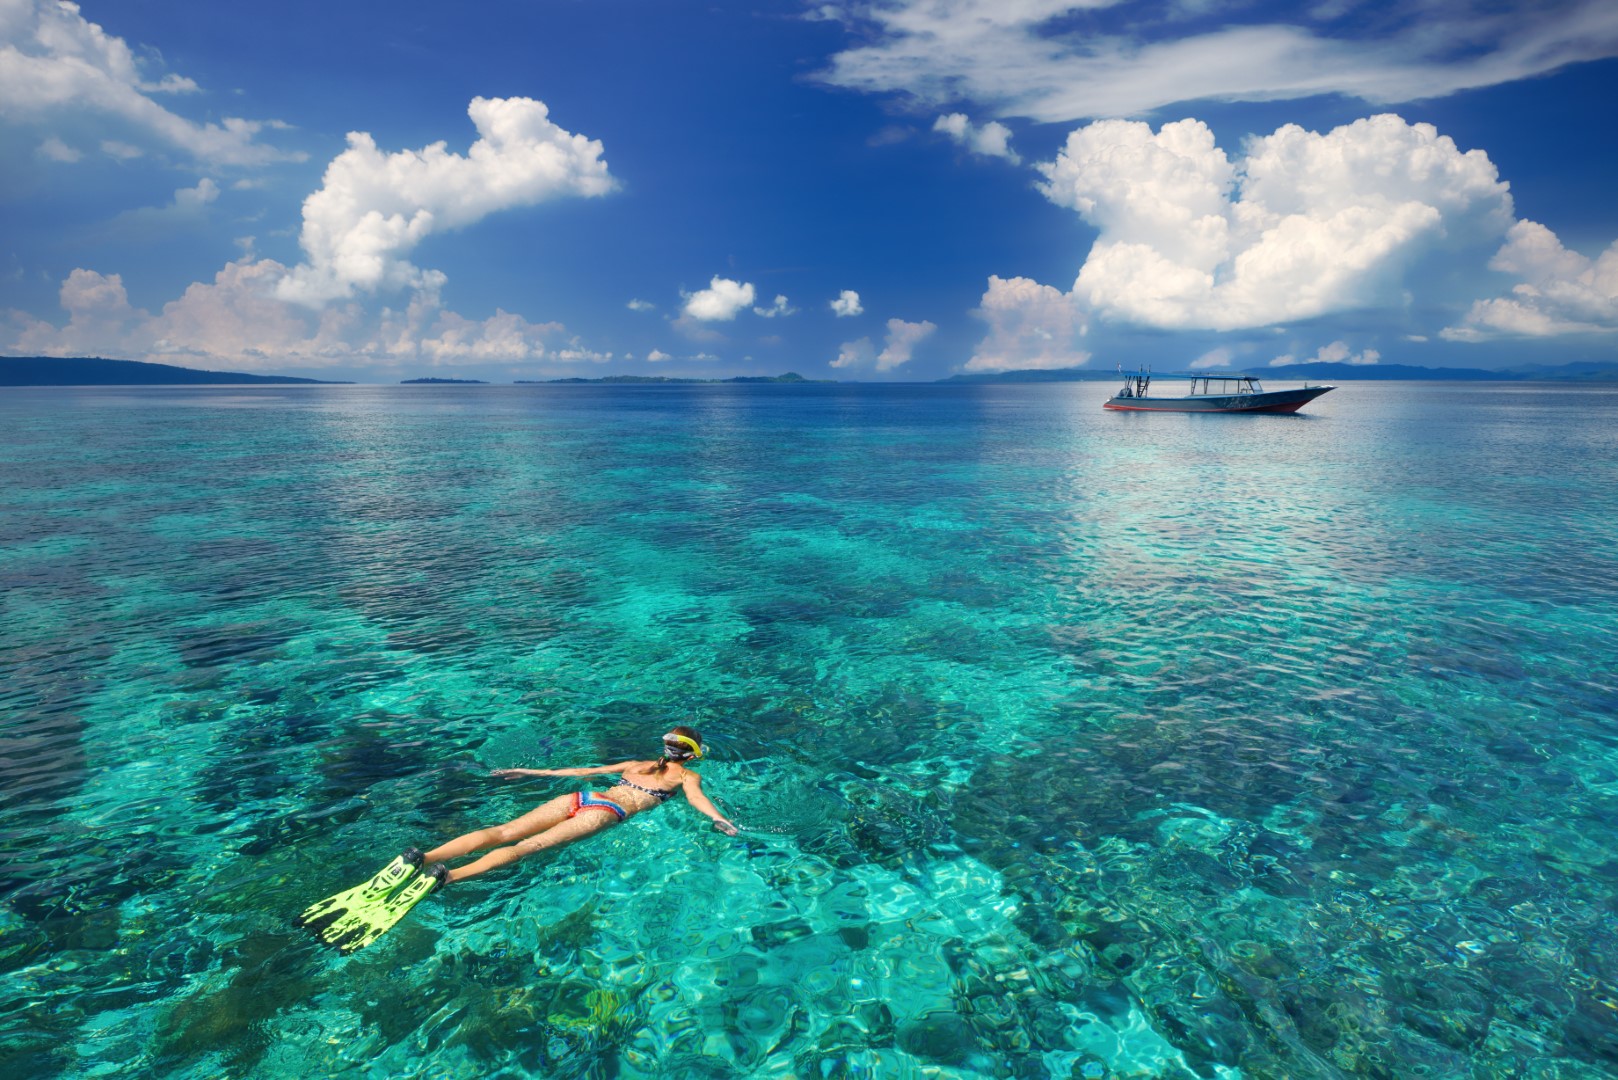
661;734;704;760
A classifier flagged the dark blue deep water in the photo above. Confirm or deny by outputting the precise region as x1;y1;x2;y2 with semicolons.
2;381;1616;1078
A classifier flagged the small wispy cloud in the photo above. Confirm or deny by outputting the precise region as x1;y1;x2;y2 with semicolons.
933;113;1020;164
753;294;797;318
1270;341;1381;366
38;136;81;162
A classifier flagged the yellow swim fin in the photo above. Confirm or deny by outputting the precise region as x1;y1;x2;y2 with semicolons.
295;850;435;952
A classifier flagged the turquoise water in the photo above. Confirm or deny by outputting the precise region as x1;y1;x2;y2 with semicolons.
2;381;1616;1079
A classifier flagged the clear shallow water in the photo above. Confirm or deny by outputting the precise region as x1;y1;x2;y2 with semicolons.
1;381;1616;1079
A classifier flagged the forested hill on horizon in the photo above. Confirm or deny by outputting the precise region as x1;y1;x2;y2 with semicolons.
0;356;347;386
6;355;1618;387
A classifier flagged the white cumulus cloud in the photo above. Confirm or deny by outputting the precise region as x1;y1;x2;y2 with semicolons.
831;337;874;369
627;298;655;311
830;289;863;317
9;267;148;357
876;317;935;371
681;276;756;321
965;275;1090;373
417;309;569;363
819;0;1618;122
647;348;672;362
5;258;591;370
8;261;323;363
1443;220;1618;339
832;317;937;373
1034;114;1512;331
275;96;616;307
0;0;299;166
933;113;1021;163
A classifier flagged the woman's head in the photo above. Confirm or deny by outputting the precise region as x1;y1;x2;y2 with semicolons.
660;725;704;761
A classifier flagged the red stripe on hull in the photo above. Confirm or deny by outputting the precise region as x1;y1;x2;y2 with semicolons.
1103;401;1308;413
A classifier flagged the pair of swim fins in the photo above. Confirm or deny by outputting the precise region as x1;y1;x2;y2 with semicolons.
294;849;448;953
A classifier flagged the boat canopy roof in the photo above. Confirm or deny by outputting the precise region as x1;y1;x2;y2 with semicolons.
1149;372;1262;380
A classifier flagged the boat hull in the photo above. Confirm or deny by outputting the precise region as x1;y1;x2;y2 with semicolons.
1103;385;1334;413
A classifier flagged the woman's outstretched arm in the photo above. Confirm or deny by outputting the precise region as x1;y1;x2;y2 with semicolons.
681;772;738;834
490;762;637;779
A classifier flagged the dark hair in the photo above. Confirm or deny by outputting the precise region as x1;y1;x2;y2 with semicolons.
656;725;704;772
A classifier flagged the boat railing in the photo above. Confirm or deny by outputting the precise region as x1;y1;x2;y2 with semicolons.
1116;369;1278;398
1186;375;1261;396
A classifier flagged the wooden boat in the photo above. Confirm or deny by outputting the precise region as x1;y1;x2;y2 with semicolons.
1103;370;1334;413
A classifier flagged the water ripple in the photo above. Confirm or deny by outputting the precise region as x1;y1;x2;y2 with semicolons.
1;383;1615;1077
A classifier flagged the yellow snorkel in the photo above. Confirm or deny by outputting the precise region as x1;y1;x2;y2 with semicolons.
668;734;704;759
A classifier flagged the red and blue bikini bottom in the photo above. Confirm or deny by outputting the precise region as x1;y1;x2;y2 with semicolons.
569;790;626;821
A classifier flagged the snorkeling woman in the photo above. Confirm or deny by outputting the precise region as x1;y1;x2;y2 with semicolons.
295;726;736;952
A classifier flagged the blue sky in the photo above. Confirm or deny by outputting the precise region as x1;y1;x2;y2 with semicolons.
2;0;1616;381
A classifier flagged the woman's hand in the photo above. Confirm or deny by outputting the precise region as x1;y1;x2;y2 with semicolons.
711;817;739;836
490;768;548;779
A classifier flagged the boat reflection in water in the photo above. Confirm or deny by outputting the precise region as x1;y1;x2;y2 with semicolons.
1104;369;1335;414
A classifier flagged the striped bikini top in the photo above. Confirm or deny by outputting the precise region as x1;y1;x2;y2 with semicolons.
615;777;677;801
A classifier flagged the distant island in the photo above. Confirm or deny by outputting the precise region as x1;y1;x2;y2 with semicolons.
939;361;1618;383
517;372;832;385
13;355;1614;389
0;355;348;386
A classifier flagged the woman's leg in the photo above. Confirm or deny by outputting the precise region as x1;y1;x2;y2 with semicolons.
422;793;575;863
445;809;619;883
